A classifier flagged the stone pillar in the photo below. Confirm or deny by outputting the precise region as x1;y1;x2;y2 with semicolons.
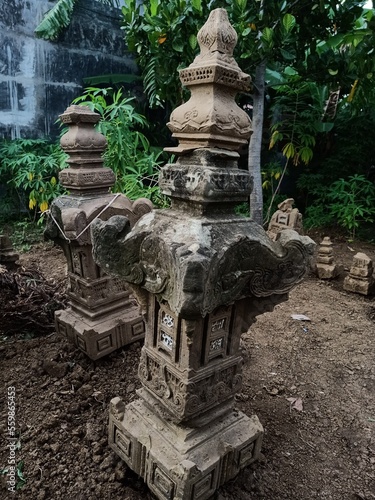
343;252;374;295
267;198;303;241
315;236;340;279
92;9;315;500
0;234;19;269
45;105;152;360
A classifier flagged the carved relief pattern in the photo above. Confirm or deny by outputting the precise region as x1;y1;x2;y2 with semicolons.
159;165;252;199
138;350;242;419
196;8;237;56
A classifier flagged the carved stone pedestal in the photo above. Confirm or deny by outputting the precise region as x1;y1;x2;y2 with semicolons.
55;300;144;360
267;198;303;241
110;395;262;500
45;105;152;359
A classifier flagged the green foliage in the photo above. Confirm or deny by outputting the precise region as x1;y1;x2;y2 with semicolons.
302;174;375;239
3;220;45;252
121;0;211;109
329;175;375;239
35;0;76;40
72;87;168;207
16;461;27;490
0;139;67;221
35;0;121;40
270;82;333;166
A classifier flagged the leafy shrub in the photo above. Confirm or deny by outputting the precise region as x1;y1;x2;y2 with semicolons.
0;139;67;221
302;174;375;239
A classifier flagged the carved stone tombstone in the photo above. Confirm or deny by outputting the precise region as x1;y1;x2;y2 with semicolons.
343;252;374;295
315;236;340;279
44;105;152;360
92;9;315;500
267;198;303;241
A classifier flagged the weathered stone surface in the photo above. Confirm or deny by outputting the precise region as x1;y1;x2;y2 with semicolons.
315;236;341;279
0;234;19;268
109;396;263;500
91;9;315;499
92;214;314;320
267;198;303;241
45;105;152;360
343;252;374;295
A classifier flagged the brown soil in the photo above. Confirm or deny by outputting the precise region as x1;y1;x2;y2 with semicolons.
1;233;375;500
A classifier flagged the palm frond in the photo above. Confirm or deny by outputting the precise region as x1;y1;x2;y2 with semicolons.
35;0;77;40
35;0;121;41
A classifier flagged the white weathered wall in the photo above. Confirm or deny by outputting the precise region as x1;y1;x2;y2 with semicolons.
0;0;137;139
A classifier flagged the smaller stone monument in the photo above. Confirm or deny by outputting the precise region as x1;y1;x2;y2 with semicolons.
315;236;340;279
343;252;375;295
267;198;303;241
0;234;19;269
45;105;152;360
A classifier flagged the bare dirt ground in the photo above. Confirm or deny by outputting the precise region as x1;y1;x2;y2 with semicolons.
1;232;375;500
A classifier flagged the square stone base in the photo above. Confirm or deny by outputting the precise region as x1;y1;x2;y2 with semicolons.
343;276;375;295
109;397;263;500
55;305;145;360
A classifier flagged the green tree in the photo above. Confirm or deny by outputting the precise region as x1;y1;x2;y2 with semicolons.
120;0;374;224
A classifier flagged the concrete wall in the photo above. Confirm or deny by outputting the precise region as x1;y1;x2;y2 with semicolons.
0;0;137;139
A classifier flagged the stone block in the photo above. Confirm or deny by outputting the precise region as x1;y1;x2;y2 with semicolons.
55;303;145;360
109;397;263;500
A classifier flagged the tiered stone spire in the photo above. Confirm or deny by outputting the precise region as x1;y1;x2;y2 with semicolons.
92;9;315;499
315;236;340;279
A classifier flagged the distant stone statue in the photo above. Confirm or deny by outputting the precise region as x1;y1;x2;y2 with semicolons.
315;236;341;279
0;234;19;269
343;252;374;295
267;198;303;241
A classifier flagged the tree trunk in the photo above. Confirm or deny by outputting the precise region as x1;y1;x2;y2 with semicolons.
248;59;266;226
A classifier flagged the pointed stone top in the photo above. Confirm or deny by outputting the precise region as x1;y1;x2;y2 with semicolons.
166;8;251;154
197;9;237;58
352;252;373;266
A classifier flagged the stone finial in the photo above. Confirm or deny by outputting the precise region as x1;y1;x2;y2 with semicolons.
267;198;303;241
58;105;115;195
343;252;374;295
315;236;340;279
166;8;252;153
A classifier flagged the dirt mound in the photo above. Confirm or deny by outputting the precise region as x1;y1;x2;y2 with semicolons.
0;236;374;499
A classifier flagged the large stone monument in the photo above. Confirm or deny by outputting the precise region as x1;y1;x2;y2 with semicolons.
45;105;152;360
92;9;315;500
